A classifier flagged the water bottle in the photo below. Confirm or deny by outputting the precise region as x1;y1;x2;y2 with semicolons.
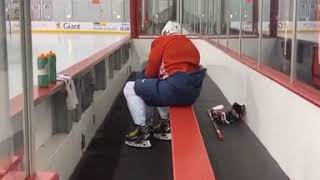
37;53;49;88
48;51;57;83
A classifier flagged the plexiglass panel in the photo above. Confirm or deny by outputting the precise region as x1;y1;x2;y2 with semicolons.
296;0;320;90
30;0;129;22
261;0;293;76
241;0;259;60
139;0;177;35
1;0;26;177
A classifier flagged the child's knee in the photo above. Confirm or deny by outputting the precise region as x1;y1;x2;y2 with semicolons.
123;81;136;97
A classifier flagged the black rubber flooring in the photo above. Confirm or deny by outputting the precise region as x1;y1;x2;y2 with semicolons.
70;75;289;180
69;76;172;180
194;76;289;180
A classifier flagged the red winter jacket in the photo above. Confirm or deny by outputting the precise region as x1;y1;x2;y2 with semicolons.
145;35;200;79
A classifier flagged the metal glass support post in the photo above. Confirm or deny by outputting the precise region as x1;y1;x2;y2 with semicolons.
227;0;230;47
188;0;191;29
8;1;12;35
290;0;298;83
122;0;126;22
208;0;212;36
20;0;35;177
188;0;190;31
189;0;192;30
184;0;187;28
213;0;216;37
0;0;12;147
185;0;187;27
204;0;207;35
176;0;179;23
211;0;214;36
130;0;139;38
179;0;183;34
110;0;114;21
258;0;263;67
155;0;159;33
210;0;214;37
141;0;145;30
217;0;221;44
151;0;154;34
39;0;43;20
239;0;243;57
0;0;8;82
206;0;210;35
193;0;196;34
199;0;202;35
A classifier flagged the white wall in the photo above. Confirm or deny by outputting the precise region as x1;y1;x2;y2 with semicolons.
195;39;320;180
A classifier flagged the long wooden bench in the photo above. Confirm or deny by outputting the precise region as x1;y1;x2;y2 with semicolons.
0;155;58;180
0;156;22;179
2;171;58;180
170;106;216;180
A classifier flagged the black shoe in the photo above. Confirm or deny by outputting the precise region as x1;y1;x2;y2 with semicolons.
226;103;246;123
152;120;171;141
125;126;151;148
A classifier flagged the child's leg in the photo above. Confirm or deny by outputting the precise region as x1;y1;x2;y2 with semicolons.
157;107;169;120
123;81;147;126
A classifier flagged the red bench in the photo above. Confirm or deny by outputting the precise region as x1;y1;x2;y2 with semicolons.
2;172;58;180
0;155;22;179
170;106;216;180
0;155;58;180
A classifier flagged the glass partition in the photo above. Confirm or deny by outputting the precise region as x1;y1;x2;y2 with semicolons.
182;0;188;33
132;0;320;94
227;0;241;53
30;0;129;22
261;0;293;76
241;0;259;60
199;0;207;35
208;0;219;42
295;0;319;89
182;0;193;34
182;0;200;35
139;0;177;36
219;0;229;46
1;0;27;178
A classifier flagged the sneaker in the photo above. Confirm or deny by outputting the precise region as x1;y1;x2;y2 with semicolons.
226;103;246;123
125;126;151;148
152;120;171;141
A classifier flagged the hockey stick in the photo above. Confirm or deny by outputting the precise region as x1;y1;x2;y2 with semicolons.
208;110;224;141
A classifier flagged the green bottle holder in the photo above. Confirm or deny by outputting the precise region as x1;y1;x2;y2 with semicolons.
48;51;57;83
37;54;49;88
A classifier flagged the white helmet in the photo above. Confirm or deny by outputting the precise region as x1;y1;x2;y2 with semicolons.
161;21;181;36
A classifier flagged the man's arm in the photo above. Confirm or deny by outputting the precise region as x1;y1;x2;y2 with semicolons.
144;38;166;78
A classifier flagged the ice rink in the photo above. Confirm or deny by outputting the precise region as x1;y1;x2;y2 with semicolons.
7;33;128;98
278;31;320;43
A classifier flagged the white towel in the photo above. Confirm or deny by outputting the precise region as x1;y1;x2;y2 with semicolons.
57;75;79;110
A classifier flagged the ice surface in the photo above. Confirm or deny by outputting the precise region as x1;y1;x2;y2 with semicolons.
7;33;127;98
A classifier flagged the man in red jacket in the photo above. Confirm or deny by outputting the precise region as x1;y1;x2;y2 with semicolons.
123;21;206;148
